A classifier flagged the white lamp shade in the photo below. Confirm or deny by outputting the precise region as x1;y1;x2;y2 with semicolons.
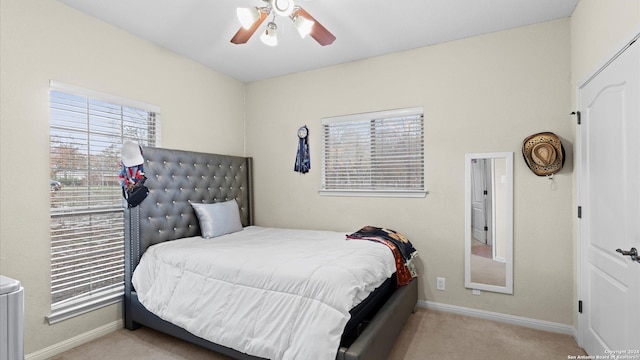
293;15;314;38
237;7;260;29
260;23;278;46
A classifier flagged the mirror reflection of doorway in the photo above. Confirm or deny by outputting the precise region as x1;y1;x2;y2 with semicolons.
470;158;493;259
469;157;508;288
465;152;513;294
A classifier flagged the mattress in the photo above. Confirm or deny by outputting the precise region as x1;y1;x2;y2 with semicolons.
132;226;397;360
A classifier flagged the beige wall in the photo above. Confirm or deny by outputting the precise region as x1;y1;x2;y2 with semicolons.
246;19;574;324
571;0;640;86
0;0;245;355
569;0;640;331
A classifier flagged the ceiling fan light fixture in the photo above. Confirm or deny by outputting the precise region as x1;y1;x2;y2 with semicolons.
237;7;261;29
260;22;278;46
231;2;335;46
292;14;314;38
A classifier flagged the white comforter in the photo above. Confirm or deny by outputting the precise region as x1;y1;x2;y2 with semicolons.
132;226;396;360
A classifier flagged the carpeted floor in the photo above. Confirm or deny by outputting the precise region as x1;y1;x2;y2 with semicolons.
48;308;586;360
470;253;507;286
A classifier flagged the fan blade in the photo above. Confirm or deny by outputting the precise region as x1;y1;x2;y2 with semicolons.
294;7;335;46
230;11;268;44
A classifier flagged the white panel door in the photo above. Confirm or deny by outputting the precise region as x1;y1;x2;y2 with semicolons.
578;36;640;355
471;158;488;244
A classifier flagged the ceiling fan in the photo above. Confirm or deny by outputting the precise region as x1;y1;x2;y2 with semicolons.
231;0;336;46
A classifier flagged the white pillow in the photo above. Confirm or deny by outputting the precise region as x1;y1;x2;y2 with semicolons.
191;199;243;238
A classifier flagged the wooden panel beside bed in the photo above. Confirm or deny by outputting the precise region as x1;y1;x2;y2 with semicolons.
124;146;418;360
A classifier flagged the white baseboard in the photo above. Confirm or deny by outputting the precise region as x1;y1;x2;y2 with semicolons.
25;320;122;360
418;300;577;338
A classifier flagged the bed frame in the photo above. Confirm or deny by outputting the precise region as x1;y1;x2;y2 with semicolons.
124;146;418;360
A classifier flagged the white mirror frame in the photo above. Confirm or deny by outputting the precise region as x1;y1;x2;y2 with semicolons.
464;152;514;294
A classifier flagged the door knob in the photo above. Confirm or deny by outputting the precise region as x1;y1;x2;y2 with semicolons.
616;247;640;263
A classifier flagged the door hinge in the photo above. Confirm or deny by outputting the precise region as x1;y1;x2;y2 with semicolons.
484;226;489;231
578;300;583;313
572;111;581;125
578;206;582;219
483;190;488;195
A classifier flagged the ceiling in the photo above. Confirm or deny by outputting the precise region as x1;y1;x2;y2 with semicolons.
57;0;578;83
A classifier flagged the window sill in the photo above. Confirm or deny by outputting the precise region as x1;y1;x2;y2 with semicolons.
46;288;123;325
318;190;427;198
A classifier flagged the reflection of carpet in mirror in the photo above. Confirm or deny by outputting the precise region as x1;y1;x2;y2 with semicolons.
471;254;506;287
471;239;492;258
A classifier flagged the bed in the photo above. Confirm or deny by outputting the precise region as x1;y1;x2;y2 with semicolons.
124;146;418;360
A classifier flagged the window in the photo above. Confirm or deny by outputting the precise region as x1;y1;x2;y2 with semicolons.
321;107;425;197
48;81;159;324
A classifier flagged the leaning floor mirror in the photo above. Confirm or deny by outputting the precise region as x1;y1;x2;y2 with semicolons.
464;152;513;294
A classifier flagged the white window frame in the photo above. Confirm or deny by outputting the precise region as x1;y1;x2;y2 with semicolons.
47;81;160;324
320;107;426;198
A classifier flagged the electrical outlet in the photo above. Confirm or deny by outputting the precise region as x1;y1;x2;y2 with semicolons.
436;277;445;291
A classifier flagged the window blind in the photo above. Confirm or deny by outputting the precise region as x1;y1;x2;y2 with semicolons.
321;107;425;197
48;82;159;323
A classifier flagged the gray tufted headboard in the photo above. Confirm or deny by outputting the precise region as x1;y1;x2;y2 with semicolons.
124;146;253;286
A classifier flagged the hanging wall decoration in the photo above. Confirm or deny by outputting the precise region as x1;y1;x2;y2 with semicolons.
522;131;565;178
294;125;310;174
119;140;149;207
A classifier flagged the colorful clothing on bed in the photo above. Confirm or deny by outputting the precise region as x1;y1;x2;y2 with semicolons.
347;226;418;286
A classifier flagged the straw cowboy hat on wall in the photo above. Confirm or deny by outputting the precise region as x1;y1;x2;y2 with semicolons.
522;132;565;176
